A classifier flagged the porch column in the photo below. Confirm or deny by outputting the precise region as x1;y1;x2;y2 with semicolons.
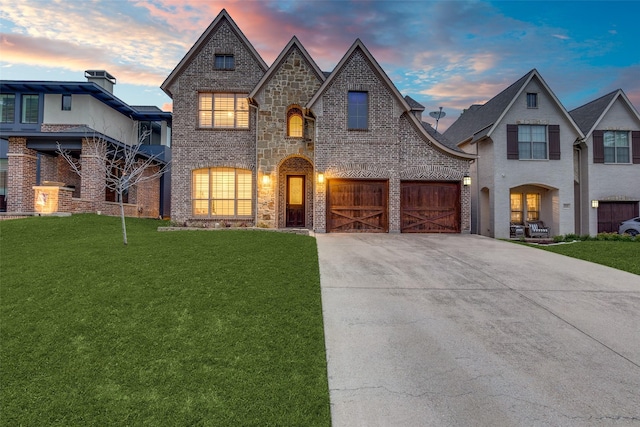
80;138;105;212
7;137;37;212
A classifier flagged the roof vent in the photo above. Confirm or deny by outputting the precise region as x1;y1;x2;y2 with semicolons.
85;70;116;93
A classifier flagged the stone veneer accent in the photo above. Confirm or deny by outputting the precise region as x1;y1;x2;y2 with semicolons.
254;46;324;229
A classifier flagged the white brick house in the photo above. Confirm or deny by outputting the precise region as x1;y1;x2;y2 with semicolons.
445;70;584;239
162;9;474;233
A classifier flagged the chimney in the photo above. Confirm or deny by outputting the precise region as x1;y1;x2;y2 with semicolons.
85;70;116;93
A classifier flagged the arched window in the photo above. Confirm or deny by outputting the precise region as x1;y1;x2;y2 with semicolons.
192;167;252;217
287;108;303;138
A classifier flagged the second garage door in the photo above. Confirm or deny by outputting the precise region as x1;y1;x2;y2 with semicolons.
401;181;460;233
327;179;388;232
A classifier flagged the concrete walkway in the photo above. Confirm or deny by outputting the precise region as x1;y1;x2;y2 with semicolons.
316;234;640;426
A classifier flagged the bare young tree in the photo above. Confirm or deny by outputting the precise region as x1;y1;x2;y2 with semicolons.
57;130;169;245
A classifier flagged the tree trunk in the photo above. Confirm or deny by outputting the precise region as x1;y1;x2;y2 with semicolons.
119;195;128;246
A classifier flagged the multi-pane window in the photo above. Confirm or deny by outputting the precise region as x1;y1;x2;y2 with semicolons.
0;94;15;123
348;91;368;130
603;131;630;163
287;108;303;137
526;93;538;108
21;94;39;123
510;192;541;224
214;54;235;70
62;94;72;111
510;193;523;223
199;93;249;129
518;125;547;159
192;167;252;217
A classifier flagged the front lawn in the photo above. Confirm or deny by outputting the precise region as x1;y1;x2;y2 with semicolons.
530;240;640;275
0;215;330;426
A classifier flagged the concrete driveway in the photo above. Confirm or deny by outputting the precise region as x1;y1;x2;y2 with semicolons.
316;234;640;426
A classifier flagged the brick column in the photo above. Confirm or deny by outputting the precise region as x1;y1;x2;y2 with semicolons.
80;138;106;212
7;137;38;212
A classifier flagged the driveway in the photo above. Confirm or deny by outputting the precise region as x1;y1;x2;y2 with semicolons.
316;234;640;426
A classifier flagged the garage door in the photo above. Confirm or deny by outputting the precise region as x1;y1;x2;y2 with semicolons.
401;181;460;233
327;179;388;232
598;202;639;233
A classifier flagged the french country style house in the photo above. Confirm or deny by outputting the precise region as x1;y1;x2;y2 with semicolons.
445;69;640;239
0;70;172;217
162;9;474;233
569;89;640;234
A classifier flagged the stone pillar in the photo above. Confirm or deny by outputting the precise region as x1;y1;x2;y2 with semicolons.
80;138;106;212
7;137;37;212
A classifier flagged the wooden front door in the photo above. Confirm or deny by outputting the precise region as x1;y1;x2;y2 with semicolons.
401;181;460;233
286;175;305;227
598;202;638;233
327;179;388;232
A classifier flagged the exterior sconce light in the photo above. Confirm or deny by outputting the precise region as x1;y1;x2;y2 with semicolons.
463;173;471;187
262;175;271;186
317;173;325;184
591;200;599;208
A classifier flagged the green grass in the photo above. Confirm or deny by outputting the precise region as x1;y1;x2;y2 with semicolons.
530;241;640;275
0;215;330;426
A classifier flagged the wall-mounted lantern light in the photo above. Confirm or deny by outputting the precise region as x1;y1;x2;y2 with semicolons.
317;173;325;184
463;173;471;187
591;200;599;208
262;175;271;186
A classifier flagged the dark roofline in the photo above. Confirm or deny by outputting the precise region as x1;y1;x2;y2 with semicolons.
0;80;172;124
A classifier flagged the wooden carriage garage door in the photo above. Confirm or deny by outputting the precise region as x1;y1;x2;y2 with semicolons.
401;181;460;233
598;201;638;233
327;179;388;232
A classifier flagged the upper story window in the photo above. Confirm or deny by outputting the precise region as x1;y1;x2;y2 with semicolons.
518;125;547;159
287;108;303;138
21;94;39;124
526;93;538;108
348;91;368;130
604;131;630;163
214;54;235;70
198;93;249;129
0;94;15;123
62;94;72;111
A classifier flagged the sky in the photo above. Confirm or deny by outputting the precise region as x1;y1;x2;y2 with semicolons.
1;0;638;131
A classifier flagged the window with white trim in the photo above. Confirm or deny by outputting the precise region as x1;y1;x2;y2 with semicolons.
198;93;249;129
518;125;547;159
603;131;630;163
192;167;252;217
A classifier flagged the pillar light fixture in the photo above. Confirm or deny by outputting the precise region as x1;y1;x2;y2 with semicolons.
317;173;325;184
463;173;471;186
591;200;599;208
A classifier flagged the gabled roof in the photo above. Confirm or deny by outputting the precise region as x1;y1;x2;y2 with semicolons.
306;39;472;158
249;36;325;100
0;81;171;124
404;95;425;111
444;69;584;145
569;89;640;138
161;9;268;97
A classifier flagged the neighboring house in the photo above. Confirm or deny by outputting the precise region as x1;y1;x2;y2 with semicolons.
162;9;474;233
444;69;584;239
0;71;172;217
570;89;640;234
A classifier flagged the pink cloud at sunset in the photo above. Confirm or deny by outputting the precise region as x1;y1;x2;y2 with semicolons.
1;0;638;124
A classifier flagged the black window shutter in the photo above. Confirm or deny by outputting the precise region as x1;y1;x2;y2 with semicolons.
549;125;560;160
632;131;640;164
507;124;518;159
593;130;604;163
